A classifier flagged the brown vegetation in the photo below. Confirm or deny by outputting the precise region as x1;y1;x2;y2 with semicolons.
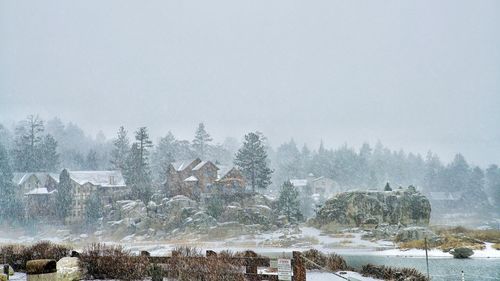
301;249;350;271
166;246;245;281
79;243;149;281
398;226;500;251
433;226;500;243
398;235;485;251
0;241;70;271
361;264;429;281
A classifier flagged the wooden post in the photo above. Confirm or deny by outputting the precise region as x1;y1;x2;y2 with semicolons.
245;262;258;281
424;237;430;280
292;251;306;281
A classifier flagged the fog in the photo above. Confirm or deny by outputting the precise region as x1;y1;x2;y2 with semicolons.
1;0;499;166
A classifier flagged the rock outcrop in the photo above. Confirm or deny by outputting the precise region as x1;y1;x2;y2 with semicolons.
98;193;278;240
315;188;431;227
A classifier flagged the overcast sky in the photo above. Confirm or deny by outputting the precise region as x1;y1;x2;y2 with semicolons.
1;1;499;166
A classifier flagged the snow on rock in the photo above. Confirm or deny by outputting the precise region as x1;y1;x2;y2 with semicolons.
57;257;81;281
314;189;431;227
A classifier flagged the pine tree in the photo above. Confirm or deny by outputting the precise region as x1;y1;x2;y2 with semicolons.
277;181;303;222
275;139;301;183
85;192;102;226
12;115;45;172
151;132;177;182
110;126;130;171
0;143;22;224
126;127;153;203
234;132;273;192
85;149;99;170
192;123;212;159
384;182;392;191
56;169;73;222
38;134;59;171
311;141;333;180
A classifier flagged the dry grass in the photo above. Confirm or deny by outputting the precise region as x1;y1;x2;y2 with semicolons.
0;241;71;271
79;243;149;281
301;249;350;271
433;226;500;243
398;226;500;251
398;234;485;251
302;235;320;245
361;264;429;281
493;243;500;250
319;222;344;234
331;233;355;238
166;246;245;281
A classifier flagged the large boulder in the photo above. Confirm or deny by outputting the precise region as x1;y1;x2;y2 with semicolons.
315;188;431;227
219;204;273;227
158;195;198;217
56;257;81;281
184;211;218;231
158;195;199;230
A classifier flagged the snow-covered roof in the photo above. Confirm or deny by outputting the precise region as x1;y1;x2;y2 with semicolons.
192;161;208;171
12;173;29;185
12;172;59;186
290;179;308;187
216;165;232;179
184;176;198;182
25;187;57;195
171;159;197;171
68;170;126;187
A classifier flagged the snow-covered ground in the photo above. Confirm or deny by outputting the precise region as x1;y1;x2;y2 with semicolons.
308;271;380;281
4;224;498;259
118;226;500;259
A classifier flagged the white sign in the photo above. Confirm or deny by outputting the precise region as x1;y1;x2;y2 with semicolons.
277;258;293;280
278;273;292;281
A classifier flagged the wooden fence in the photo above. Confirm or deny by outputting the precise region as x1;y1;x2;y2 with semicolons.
140;250;306;281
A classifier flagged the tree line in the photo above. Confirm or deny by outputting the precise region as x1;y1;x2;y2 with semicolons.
1;115;499;220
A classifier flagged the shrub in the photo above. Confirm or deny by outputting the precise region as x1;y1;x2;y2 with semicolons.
301;249;349;271
302;249;327;270
326;253;348;271
79;243;149;280
361;264;429;281
0;241;71;271
450;247;474;259
166;247;245;281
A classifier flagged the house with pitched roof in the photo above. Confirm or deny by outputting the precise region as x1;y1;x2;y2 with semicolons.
12;172;59;197
64;170;129;223
12;172;59;221
165;158;246;199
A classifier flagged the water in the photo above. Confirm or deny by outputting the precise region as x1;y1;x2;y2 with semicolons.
343;255;500;281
